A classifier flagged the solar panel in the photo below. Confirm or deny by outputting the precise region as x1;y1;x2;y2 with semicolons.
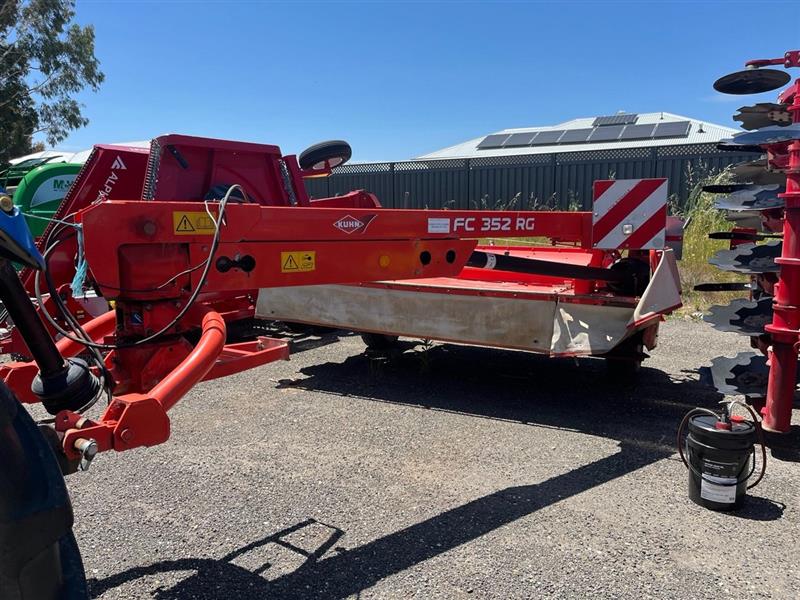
529;130;565;145
593;114;638;127
503;132;537;147
652;121;691;138
558;128;594;144
588;125;625;142
619;123;657;140
477;134;511;149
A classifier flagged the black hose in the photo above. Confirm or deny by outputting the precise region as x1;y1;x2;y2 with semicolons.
0;259;65;376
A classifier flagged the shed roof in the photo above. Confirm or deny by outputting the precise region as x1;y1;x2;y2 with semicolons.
418;112;738;160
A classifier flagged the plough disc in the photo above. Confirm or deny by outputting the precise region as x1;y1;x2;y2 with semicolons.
709;240;781;273
712;184;784;212
729;159;786;186
704;297;773;336
733;102;792;130
733;124;800;146
705;352;770;397
713;68;790;95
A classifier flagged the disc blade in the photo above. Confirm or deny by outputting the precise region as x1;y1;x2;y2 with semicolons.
733;124;800;146
708;231;780;242
733;103;792;130
730;159;786;186
705;352;769;396
722;211;764;230
713;69;791;95
704;297;773;336
693;282;752;292
716;140;766;153
709;240;781;273
703;183;753;194
713;184;784;211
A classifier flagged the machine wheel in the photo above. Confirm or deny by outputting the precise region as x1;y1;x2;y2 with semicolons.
360;332;399;350
605;355;642;380
298;140;352;172
0;381;88;600
603;333;645;381
607;258;651;297
283;321;336;336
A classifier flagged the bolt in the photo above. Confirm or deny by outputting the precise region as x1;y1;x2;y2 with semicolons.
143;221;157;236
120;429;133;443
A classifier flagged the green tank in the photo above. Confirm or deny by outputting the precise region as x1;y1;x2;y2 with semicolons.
12;162;81;237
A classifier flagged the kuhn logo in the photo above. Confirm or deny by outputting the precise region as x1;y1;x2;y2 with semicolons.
334;214;376;234
111;156;127;170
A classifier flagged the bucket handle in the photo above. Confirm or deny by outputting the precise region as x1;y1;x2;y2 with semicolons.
684;443;756;487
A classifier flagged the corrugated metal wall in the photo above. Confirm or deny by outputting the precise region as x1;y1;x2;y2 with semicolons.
304;143;758;210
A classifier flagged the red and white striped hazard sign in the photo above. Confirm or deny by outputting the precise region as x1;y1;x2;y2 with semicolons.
592;178;668;250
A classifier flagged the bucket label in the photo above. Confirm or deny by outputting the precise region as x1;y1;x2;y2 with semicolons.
700;474;737;504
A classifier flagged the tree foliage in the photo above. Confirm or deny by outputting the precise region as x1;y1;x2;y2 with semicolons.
0;0;103;164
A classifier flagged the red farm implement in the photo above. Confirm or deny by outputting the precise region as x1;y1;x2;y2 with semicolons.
0;132;679;598
700;50;800;434
258;178;682;367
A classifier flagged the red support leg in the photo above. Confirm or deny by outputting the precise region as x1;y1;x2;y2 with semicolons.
764;87;800;432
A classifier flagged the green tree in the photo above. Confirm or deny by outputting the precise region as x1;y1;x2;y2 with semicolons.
0;0;103;165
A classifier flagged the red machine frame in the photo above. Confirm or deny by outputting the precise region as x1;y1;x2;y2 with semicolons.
1;134;636;463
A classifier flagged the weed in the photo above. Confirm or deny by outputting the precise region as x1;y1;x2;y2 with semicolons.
674;165;749;316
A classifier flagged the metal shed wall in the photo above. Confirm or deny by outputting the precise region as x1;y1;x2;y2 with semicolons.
304;143;758;210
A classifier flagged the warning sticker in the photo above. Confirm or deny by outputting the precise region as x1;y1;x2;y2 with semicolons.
173;211;217;235
281;251;316;273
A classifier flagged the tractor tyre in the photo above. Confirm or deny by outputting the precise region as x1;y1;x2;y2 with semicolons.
0;381;88;600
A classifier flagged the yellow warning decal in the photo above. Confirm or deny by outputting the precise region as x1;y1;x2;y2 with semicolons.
172;211;217;235
281;251;316;273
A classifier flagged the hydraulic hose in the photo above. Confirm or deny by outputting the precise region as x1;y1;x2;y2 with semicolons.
0;259;64;376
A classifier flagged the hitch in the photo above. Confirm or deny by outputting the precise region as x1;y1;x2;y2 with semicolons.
73;438;98;471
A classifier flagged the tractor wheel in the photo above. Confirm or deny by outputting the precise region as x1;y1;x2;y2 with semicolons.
0;381;88;600
298;140;352;172
360;332;399;350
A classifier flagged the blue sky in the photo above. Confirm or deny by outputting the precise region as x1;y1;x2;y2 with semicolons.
62;0;796;162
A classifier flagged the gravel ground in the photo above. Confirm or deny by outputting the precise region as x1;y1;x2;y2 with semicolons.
62;319;799;599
